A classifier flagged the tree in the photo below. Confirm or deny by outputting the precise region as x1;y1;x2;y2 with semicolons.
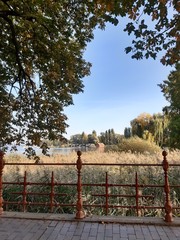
130;112;170;146
159;63;180;148
87;130;99;144
99;132;106;144
98;128;119;145
81;132;88;145
0;1;97;148
124;127;132;138
153;113;169;147
69;134;82;146
0;0;179;150
95;0;179;65
131;113;153;138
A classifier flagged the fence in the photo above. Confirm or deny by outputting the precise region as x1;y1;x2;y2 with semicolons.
0;150;179;222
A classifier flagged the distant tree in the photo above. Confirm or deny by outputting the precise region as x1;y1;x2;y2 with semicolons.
130;112;170;147
110;128;118;144
159;63;180;149
105;131;109;145
70;134;82;145
142;130;154;143
98;128;119;145
81;132;88;145
108;129;112;144
99;132;106;144
88;130;99;144
131;113;153;138
124;127;132;138
153;113;169;147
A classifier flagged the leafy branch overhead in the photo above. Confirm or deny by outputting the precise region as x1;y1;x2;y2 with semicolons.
0;0;179;148
159;63;180;149
94;0;179;65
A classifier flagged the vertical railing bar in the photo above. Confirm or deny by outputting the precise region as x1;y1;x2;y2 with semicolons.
105;172;109;215
0;151;5;215
162;151;173;222
50;171;54;213
135;172;141;217
22;171;27;212
135;172;138;216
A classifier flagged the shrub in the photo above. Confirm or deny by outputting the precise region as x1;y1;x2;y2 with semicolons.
116;136;161;154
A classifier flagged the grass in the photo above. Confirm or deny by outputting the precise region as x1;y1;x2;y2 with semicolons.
2;150;180;217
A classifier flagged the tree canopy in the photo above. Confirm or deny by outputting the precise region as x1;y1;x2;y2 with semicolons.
95;0;179;65
159;63;180;148
0;0;179;150
0;0;96;147
130;112;170;147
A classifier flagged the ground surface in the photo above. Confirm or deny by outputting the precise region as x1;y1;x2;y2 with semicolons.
0;212;180;240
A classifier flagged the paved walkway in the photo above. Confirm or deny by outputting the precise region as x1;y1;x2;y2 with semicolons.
0;213;180;240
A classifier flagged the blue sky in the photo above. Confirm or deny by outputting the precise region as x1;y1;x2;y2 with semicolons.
64;21;173;139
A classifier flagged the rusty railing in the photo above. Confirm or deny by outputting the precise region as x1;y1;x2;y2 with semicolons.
0;150;179;222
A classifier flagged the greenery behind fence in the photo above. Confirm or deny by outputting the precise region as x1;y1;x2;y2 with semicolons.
2;152;180;217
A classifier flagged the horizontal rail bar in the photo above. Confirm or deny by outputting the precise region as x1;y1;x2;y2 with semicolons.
5;182;179;188
92;194;154;198
83;204;165;209
3;201;76;207
3;182;76;186
4;162;180;167
4;163;76;166
84;204;180;210
5;201;179;210
11;192;68;196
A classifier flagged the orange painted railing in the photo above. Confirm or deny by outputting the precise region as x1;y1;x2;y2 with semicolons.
0;150;179;222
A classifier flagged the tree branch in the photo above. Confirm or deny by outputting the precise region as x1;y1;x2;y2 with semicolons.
2;15;22;70
2;15;36;101
0;10;36;22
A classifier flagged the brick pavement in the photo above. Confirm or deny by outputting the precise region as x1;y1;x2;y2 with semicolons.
0;217;180;240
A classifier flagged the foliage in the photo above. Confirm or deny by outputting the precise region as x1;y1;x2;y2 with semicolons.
130;112;170;147
124;127;132;138
94;0;179;65
0;0;179;149
115;136;161;154
131;113;153;138
159;63;180;149
70;130;99;145
0;0;97;147
88;130;99;144
99;128;122;145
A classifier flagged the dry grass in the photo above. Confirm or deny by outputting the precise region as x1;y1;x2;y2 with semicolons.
2;150;180;216
3;149;180;180
4;148;180;164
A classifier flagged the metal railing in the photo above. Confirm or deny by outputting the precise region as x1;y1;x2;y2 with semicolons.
0;150;179;222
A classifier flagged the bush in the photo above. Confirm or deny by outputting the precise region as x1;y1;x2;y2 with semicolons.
116;137;161;154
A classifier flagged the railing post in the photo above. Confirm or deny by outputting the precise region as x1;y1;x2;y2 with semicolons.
50;171;55;213
162;150;173;222
22;171;27;212
105;172;109;215
0;150;5;215
75;151;85;219
135;172;141;217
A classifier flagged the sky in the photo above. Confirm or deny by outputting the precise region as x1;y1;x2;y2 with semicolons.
63;20;173;139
